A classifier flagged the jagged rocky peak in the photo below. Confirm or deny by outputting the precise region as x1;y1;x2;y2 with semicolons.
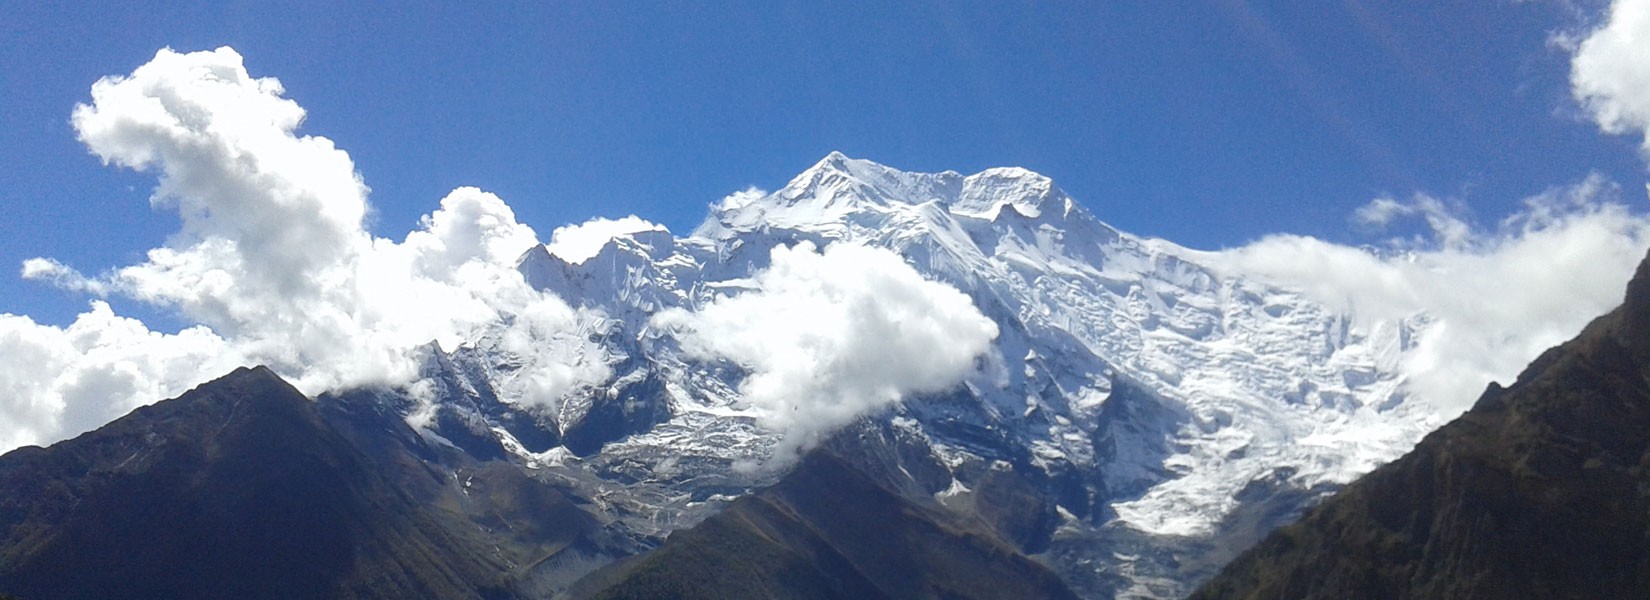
707;152;1090;236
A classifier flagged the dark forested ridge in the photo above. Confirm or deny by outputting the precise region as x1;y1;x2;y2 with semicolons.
1193;250;1650;599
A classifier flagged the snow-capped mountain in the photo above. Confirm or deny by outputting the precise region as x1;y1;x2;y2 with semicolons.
399;152;1440;598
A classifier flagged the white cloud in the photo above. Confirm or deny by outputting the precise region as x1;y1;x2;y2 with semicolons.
714;186;768;212
72;47;367;303
1222;174;1650;415
1350;197;1411;228
4;47;610;452
546;216;666;264
652;241;999;464
1351;194;1473;249
19;258;109;296
1568;0;1650;163
0;302;246;451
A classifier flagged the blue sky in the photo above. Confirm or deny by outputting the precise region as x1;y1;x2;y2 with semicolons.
1;1;1644;327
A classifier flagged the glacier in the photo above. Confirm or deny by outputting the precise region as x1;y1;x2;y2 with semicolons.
389;152;1442;598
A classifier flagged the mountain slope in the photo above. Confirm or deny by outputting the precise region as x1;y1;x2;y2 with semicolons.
0;367;608;600
571;432;1079;600
1190;250;1650;599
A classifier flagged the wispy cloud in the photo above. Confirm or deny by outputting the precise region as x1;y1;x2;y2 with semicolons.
1350;194;1474;249
1223;174;1650;415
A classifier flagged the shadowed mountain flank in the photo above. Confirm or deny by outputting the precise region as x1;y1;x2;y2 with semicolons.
0;367;610;600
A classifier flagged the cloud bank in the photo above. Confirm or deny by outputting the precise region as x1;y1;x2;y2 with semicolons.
1222;174;1650;415
1569;0;1650;163
653;241;999;462
3;47;610;451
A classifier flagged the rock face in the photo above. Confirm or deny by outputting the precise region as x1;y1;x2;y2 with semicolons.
0;367;622;600
1191;251;1650;599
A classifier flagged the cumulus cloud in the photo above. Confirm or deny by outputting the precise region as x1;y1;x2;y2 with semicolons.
1222;174;1650;415
1567;0;1650;163
546;216;666;264
652;241;999;463
2;47;609;452
0;302;246;451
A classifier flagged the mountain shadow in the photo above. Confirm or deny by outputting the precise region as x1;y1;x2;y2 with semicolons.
1191;249;1650;599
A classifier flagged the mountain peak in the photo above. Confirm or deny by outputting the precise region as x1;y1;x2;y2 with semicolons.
954;166;1064;220
155;364;310;424
701;153;1095;238
698;154;956;236
815;149;851;170
221;364;287;387
787;151;944;194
